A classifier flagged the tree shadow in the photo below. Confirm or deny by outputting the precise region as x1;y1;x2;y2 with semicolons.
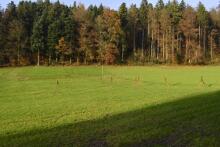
1;91;220;147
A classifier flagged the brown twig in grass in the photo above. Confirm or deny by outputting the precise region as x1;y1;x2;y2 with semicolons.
163;76;169;87
200;76;206;86
133;76;141;87
199;76;213;87
137;75;140;82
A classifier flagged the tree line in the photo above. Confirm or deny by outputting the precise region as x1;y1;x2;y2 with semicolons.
0;0;220;66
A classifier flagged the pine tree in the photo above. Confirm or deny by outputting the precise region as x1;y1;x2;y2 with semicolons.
197;2;209;58
179;0;186;11
167;0;182;63
97;4;104;15
128;4;139;57
7;19;25;65
156;0;164;10
31;16;45;66
119;3;128;29
119;2;128;62
64;15;78;64
0;7;4;64
210;8;220;61
5;1;17;22
48;20;63;64
139;0;148;58
155;0;164;60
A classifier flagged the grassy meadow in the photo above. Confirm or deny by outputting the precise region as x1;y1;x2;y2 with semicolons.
1;66;220;146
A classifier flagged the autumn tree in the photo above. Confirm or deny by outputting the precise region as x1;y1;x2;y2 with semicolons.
73;4;98;64
179;6;197;63
55;37;70;64
1;0;220;66
97;9;122;64
79;22;98;64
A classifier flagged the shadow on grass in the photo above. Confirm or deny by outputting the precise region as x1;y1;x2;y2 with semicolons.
1;91;220;147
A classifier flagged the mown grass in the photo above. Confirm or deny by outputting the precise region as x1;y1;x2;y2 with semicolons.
0;66;220;146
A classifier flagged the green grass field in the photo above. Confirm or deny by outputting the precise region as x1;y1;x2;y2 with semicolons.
1;66;220;146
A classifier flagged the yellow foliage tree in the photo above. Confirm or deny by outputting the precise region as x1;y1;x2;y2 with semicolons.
55;37;70;64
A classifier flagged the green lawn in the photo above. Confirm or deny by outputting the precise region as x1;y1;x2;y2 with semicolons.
0;66;220;146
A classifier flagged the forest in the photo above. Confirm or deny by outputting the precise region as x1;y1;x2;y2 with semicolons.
0;0;220;66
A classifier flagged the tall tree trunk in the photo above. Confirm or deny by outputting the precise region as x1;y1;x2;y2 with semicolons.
151;30;154;60
61;56;63;65
211;35;213;62
177;34;179;52
171;26;175;63
185;36;189;64
121;48;124;62
133;25;136;56
157;26;160;60
189;36;191;64
69;57;72;65
203;27;206;57
37;48;40;66
177;33;180;53
148;20;150;37
142;29;145;57
165;30;168;61
199;25;201;56
56;53;58;64
17;47;20;65
77;53;79;65
179;34;182;55
84;53;87;65
148;21;150;60
162;33;165;60
49;54;51;65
